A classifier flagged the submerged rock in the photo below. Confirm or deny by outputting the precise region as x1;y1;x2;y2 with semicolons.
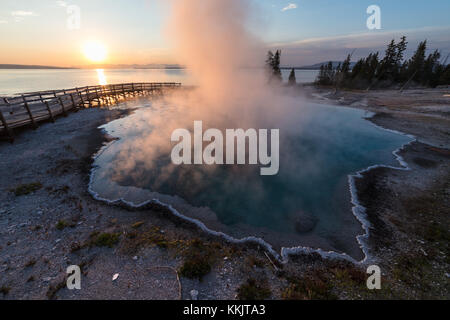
291;211;318;233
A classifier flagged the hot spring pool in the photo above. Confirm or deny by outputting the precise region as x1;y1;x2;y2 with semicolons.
89;100;413;261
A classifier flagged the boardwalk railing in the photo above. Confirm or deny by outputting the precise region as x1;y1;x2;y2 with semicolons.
0;82;181;142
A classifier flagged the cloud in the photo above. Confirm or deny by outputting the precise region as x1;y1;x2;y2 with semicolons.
0;20;8;24
56;1;68;7
11;11;38;17
11;10;38;22
281;3;297;12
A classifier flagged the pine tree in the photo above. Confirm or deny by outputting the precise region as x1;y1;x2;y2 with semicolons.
288;68;296;86
423;49;441;87
406;40;427;82
379;39;398;81
326;61;335;85
316;64;326;85
265;50;282;83
394;36;408;81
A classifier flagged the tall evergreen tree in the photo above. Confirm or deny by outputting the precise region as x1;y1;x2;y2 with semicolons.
423;49;441;87
406;40;427;82
288;68;297;86
266;50;282;83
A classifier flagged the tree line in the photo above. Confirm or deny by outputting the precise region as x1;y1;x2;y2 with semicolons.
315;36;450;89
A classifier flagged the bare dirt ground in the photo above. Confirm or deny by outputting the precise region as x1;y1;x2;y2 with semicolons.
0;88;449;300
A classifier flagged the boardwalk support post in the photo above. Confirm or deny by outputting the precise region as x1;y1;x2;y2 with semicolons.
0;107;14;142
45;101;55;122
58;97;67;116
22;95;38;129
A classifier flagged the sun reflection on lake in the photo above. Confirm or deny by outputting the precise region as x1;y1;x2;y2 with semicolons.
96;69;107;85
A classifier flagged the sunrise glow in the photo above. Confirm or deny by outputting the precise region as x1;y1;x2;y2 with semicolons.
82;41;107;63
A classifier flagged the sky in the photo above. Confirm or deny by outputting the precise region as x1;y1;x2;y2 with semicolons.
0;0;449;67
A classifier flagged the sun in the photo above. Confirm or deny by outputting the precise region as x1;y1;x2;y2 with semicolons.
83;41;107;63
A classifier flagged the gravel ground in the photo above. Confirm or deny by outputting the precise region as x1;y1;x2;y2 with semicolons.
0;88;449;300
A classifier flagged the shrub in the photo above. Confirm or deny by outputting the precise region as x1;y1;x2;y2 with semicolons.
237;278;271;300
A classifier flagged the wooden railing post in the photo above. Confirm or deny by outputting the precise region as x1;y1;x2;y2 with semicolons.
94;87;101;106
0;104;14;142
22;95;37;129
58;97;67;116
121;84;126;98
45;101;55;122
70;93;77;112
86;87;92;107
76;87;85;108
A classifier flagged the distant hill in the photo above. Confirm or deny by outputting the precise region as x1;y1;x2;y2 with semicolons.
282;61;357;70
0;64;75;69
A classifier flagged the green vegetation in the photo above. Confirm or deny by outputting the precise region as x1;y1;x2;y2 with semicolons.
266;50;282;83
237;278;271;300
179;239;218;280
122;226;174;254
131;221;145;229
0;286;11;295
56;219;75;231
90;232;120;248
246;255;266;269
316;36;450;89
10;182;42;196
282;275;337;300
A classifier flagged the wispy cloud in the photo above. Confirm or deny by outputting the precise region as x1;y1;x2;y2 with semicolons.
56;1;68;8
281;3;298;12
11;10;38;22
11;11;38;17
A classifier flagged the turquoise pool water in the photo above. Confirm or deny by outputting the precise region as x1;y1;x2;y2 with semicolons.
89;100;412;259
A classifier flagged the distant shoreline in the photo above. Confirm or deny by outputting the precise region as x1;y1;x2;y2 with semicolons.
0;64;77;70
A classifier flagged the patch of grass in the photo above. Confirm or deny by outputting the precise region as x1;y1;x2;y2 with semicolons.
121;226;176;254
56;219;75;231
237;278;271;300
178;239;217;281
179;253;212;280
10;182;42;196
131;221;145;229
330;265;366;285
0;286;11;295
422;222;450;243
282;275;337;300
246;256;266;269
94;233;120;248
392;253;431;284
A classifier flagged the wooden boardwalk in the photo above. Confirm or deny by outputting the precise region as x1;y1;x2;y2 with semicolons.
0;82;181;142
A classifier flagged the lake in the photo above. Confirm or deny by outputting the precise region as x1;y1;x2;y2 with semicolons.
0;69;319;96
